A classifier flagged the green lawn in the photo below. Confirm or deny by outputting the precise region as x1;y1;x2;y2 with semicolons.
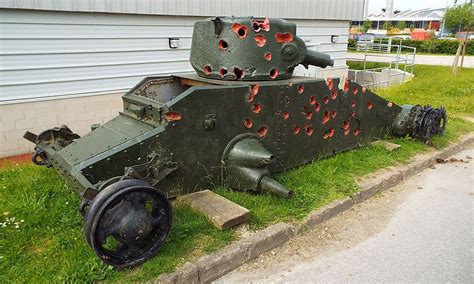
1;65;473;282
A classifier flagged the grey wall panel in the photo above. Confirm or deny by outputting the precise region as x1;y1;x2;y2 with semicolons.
0;0;367;20
0;10;350;103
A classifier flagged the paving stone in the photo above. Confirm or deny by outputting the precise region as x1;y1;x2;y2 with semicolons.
177;190;249;230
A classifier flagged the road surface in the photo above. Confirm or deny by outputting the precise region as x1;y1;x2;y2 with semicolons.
216;148;474;283
347;53;474;68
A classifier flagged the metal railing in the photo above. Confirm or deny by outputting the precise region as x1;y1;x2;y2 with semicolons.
348;41;417;89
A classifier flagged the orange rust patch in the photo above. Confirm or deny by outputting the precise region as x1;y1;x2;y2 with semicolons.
165;111;182;121
331;89;338;99
275;32;293;43
293;125;300;135
283;112;290;119
257;126;268;137
315;102;321;112
324;96;329;104
387;102;393;107
244;118;253;129
310;96;316;105
203;65;212;75
322;110;330;124
252;103;261;113
305;125;314;136
254;35;266;47
297;85;304;94
264;52;272;61
368;101;373;110
231;23;248;38
252;18;270;32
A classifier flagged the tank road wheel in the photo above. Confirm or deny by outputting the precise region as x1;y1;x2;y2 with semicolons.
83;179;172;268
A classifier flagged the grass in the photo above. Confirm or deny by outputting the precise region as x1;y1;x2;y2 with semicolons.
1;65;473;282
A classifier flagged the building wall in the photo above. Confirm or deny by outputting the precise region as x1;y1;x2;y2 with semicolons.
0;9;350;158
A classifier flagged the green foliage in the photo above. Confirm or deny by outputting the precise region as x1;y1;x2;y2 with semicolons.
363;20;372;33
348;38;357;48
397;21;406;30
410;24;415;32
390;38;474;55
383;21;393;31
444;2;474;32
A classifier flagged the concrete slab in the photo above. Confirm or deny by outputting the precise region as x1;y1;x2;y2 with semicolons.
371;140;401;151
177;190;250;230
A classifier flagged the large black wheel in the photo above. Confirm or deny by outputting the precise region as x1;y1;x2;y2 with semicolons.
83;179;172;268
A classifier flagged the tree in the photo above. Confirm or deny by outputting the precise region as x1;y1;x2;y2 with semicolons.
363;20;372;33
443;2;474;32
383;21;393;31
397;21;407;30
410;24;415;32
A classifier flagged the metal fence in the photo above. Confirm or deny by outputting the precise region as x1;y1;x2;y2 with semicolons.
348;41;417;88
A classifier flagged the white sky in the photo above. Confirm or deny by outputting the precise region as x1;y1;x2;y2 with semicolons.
368;0;459;14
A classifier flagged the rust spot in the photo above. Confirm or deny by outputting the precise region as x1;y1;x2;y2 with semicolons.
203;65;212;75
219;67;228;78
257;126;268;137
353;87;359;95
252;18;270;32
368;101;373;110
323;128;335;140
331;89;338;99
252;103;261;113
297;85;304;94
264;52;272;61
231;23;248;38
293;125;300;135
324;96;329;104
305;111;313;120
354;128;360;136
218;39;228;50
283;112;290;119
326;78;334;90
269;68;278;79
244;118;253;128
322;110;330;124
387;102;393;107
234;67;244;79
362;87;367;93
275;32;293;43
251;84;259;96
247;94;255;102
310;96;316;105
351;100;356;108
342;120;350;135
332;110;337;118
315;102;321;112
305;125;314;136
254;35;266;47
344;79;350;92
165;111;182;121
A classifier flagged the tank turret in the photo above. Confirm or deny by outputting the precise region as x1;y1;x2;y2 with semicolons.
190;17;333;80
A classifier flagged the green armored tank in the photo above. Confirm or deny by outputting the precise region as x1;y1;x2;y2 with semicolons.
24;17;446;268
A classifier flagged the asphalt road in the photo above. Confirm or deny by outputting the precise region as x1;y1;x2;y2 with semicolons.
347;53;474;68
216;148;474;283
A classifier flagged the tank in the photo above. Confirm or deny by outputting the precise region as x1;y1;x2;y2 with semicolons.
23;17;446;268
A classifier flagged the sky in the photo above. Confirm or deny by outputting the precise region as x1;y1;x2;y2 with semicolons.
368;0;459;14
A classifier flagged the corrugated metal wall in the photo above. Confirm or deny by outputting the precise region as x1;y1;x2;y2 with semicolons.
0;0;368;21
0;9;349;103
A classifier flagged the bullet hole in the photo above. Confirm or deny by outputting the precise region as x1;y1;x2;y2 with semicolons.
368;101;373;110
244;118;253;128
252;103;261;113
234;67;244;79
283;112;290;119
332;110;337;118
293;125;300;135
305;125;314;136
351;100;356;108
270;68;278;79
315;102;321;112
219;67;228;78
232;23;248;38
251;84;259;96
331;89;338;99
326;78;334;90
252;18;270;32
257;126;268;137
247;94;255;102
295;85;304;94
275;32;294;43
342;120;350;135
387;102;393;107
203;65;212;75
165;111;182;121
353;87;359;95
275;110;282;115
254;35;267;47
323;128;335;140
344;79;350;92
305;111;313;120
324;96;329;104
264;52;272;61
362;87;367;93
310;96;316;105
322;110;330;124
218;39;228;50
354;128;360;136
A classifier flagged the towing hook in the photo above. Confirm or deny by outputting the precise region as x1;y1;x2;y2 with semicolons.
32;147;51;167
